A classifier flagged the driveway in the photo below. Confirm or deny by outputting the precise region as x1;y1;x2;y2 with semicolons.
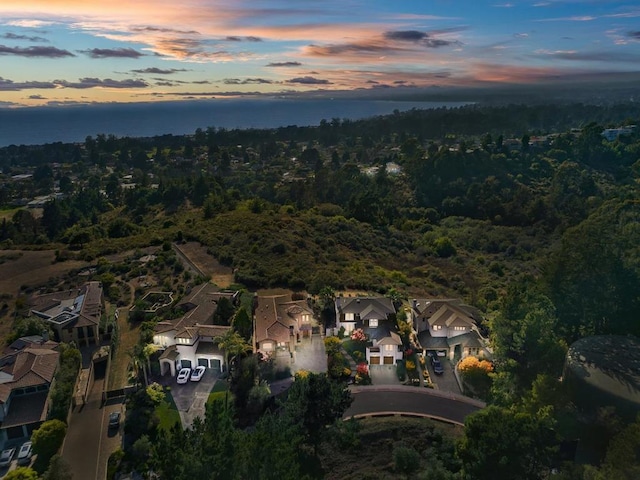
369;365;402;385
428;358;462;395
62;375;124;480
166;368;218;427
291;334;327;374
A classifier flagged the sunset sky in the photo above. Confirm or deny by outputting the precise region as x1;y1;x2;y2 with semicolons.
1;0;639;107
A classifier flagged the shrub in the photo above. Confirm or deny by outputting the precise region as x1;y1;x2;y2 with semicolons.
394;445;420;474
324;336;342;355
396;360;406;381
350;328;367;342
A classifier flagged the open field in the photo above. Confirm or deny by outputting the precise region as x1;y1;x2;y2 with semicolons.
175;242;234;287
0;250;89;296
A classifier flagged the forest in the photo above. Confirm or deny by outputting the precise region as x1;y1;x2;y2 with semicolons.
1;102;639;479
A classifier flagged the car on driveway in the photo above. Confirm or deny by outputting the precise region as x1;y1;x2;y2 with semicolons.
190;365;206;382
16;441;32;465
431;357;444;375
108;411;121;429
0;447;15;467
177;367;191;384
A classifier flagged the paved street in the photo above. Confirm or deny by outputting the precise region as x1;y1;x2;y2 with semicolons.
62;376;124;480
345;386;484;425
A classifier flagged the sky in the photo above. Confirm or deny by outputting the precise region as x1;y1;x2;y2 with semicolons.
0;0;639;107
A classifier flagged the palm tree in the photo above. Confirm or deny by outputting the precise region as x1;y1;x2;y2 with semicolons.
214;329;252;373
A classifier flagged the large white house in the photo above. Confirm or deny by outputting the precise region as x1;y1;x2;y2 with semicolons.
411;299;489;361
153;283;236;377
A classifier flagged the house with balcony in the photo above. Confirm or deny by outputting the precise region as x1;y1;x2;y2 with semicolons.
30;282;103;347
254;294;316;360
0;336;59;449
153;283;237;377
411;298;488;361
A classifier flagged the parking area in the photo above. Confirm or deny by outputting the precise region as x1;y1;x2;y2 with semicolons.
291;334;327;374
163;368;219;428
428;357;462;395
369;364;402;385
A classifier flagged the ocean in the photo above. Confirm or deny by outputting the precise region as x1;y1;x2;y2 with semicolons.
0;98;468;147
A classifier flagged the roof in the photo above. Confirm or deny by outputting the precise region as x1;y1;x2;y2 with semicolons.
254;295;313;345
336;296;395;317
195;342;223;356
30;282;103;329
418;331;450;350
418;330;486;351
159;345;179;361
0;391;49;428
411;298;481;323
0;348;59;403
377;331;402;346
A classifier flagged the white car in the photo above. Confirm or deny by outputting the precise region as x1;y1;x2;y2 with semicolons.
16;442;32;465
176;368;191;384
190;366;206;382
0;447;15;467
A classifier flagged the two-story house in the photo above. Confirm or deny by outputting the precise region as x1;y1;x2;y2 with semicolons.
30;281;103;347
411;298;488;361
254;294;315;359
0;335;59;449
335;296;403;365
153;283;237;377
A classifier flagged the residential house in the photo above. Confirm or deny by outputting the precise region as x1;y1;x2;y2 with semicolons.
254;294;315;358
153;283;237;377
411;298;488;361
31;281;103;347
602;125;636;142
336;296;403;365
0;336;59;449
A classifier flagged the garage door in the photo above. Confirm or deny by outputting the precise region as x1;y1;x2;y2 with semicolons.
383;356;394;365
181;359;192;368
198;359;209;368
370;356;380;365
211;359;221;371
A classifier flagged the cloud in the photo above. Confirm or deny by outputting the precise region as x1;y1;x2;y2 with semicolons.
0;77;57;91
80;48;145;58
266;61;302;67
131;67;188;74
628;31;640;40
537;15;596;22
533;49;640;63
383;30;461;48
28;94;45;99
5;19;54;28
1;32;48;42
192;79;212;84
130;26;199;35
286;76;331;85
223;78;273;85
54;77;149;89
0;45;74;58
225;36;262;42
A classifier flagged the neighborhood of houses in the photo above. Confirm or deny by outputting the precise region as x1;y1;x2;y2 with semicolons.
0;273;493;456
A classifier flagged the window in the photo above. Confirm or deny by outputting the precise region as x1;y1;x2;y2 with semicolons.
302;314;310;323
454;326;466;331
433;324;442;331
384;344;395;352
369;318;378;327
345;313;354;321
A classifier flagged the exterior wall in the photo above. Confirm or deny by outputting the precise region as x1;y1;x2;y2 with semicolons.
429;324;448;338
176;343;197;368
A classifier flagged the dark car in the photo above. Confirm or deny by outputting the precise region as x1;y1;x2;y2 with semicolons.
431;357;444;375
108;411;121;429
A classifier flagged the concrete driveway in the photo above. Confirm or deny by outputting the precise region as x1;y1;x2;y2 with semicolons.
428;358;462;395
369;365;402;385
291;334;327;374
167;368;219;427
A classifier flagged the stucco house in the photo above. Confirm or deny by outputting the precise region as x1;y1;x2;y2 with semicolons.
254;294;316;358
153;283;236;377
411;298;488;361
0;336;59;449
30;281;103;347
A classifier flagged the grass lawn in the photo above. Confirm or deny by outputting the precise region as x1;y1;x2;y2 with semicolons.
109;305;142;389
342;339;367;363
207;379;232;406
156;389;181;431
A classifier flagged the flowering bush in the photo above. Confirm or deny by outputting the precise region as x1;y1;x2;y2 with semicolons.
356;363;369;376
405;348;413;357
350;328;367;342
458;356;493;374
405;360;416;371
355;363;371;385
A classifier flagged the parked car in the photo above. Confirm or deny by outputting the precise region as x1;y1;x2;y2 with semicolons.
431;357;444;375
177;367;191;384
16;441;32;465
0;447;15;467
190;365;206;382
108;411;121;429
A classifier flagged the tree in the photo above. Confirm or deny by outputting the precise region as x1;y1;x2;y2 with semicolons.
4;468;39;480
212;297;235;326
42;454;73;480
283;372;353;451
458;405;558;480
214;329;252;372
232;307;252;342
31;419;67;473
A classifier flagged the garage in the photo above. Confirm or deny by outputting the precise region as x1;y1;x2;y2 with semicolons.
370;356;380;365
197;358;208;368
180;359;192;369
383;356;394;365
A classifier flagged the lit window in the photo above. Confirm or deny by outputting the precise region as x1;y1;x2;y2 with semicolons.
302;314;310;323
369;318;378;327
384;344;394;352
345;313;354;321
433;325;442;331
454;326;466;331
